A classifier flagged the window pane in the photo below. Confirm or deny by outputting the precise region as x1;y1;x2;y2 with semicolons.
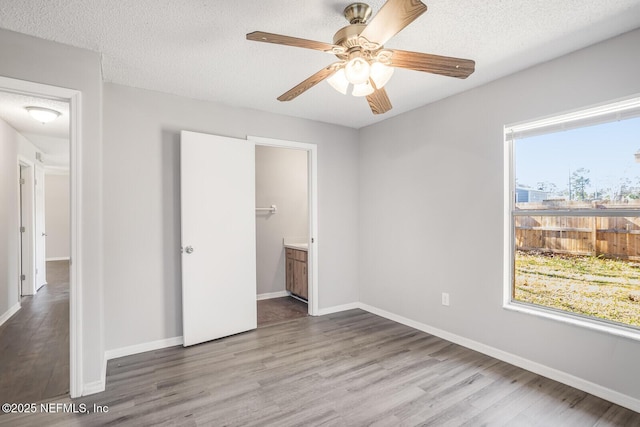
514;239;640;328
511;112;640;330
514;117;640;210
515;215;640;260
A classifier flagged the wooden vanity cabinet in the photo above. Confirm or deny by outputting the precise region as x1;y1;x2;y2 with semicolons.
286;248;308;300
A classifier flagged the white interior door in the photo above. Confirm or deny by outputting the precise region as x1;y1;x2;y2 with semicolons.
180;131;257;347
19;164;35;296
34;165;46;291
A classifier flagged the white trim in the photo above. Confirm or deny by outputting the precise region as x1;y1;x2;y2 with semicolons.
105;336;184;361
82;379;105;396
34;164;46;292
505;302;640;342
83;353;106;396
0;302;21;327
46;257;70;261
316;302;360;316
358;303;640;414
505;94;640;140
0;76;84;399
248;135;319;316
69;90;83;398
503;127;514;308
257;290;289;300
513;209;640;217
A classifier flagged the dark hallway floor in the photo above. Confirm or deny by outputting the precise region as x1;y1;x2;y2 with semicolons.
0;260;70;403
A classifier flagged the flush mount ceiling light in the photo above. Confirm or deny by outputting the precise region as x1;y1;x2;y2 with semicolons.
247;0;475;115
25;106;61;124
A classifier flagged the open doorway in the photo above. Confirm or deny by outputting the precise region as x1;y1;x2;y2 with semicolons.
251;136;319;326
180;132;319;343
0;90;71;402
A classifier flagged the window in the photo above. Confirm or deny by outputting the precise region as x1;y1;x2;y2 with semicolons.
505;97;640;336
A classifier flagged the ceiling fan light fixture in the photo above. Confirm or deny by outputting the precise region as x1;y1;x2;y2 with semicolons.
327;68;349;95
247;0;474;115
370;61;394;89
25;106;61;124
352;81;374;97
344;57;371;85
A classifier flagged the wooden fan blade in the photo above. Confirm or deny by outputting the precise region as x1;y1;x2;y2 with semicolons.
388;49;475;79
360;0;427;47
366;87;393;115
247;31;344;54
277;64;340;102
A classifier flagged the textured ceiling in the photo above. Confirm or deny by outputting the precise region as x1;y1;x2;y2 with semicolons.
0;1;639;128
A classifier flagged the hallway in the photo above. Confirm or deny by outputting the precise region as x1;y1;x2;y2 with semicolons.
0;260;69;403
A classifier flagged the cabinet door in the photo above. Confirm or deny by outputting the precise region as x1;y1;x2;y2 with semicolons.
294;259;308;299
286;256;294;292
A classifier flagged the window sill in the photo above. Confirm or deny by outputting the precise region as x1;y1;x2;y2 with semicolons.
504;301;640;342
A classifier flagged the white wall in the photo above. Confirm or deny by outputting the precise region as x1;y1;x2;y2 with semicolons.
358;29;640;404
0;118;21;321
0;28;104;390
102;83;359;351
256;146;308;296
17;134;43;163
45;173;70;260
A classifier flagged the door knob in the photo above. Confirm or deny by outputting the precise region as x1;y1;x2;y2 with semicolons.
42;232;47;237
185;246;194;254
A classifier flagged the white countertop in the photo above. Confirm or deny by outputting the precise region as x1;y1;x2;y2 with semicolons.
284;243;308;251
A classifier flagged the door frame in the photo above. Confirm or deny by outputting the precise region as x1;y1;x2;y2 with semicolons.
34;164;47;291
248;135;319;316
0;76;83;398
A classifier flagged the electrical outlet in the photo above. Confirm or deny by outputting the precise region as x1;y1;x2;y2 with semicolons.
442;292;450;306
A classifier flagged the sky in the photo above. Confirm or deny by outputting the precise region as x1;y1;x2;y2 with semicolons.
515;116;640;197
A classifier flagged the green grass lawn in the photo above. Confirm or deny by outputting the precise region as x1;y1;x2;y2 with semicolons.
514;251;640;328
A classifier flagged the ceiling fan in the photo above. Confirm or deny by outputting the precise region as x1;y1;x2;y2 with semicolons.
246;0;475;115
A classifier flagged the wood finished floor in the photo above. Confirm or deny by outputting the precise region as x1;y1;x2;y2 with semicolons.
257;296;308;327
0;260;69;405
3;310;639;426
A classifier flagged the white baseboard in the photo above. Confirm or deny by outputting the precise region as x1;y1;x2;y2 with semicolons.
105;336;184;361
358;303;640;414
83;379;105;396
257;290;289;301
316;302;360;316
0;302;20;327
46;257;70;261
82;349;107;396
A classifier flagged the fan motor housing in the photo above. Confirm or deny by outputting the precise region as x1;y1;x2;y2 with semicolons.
334;3;378;60
343;3;372;24
333;24;367;50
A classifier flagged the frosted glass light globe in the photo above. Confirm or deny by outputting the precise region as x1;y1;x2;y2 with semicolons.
327;68;349;95
352;81;374;97
344;57;371;85
370;62;394;89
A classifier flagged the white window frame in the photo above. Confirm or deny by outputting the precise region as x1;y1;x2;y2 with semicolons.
503;95;640;342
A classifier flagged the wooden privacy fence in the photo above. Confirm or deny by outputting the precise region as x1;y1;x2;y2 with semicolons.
515;215;640;260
